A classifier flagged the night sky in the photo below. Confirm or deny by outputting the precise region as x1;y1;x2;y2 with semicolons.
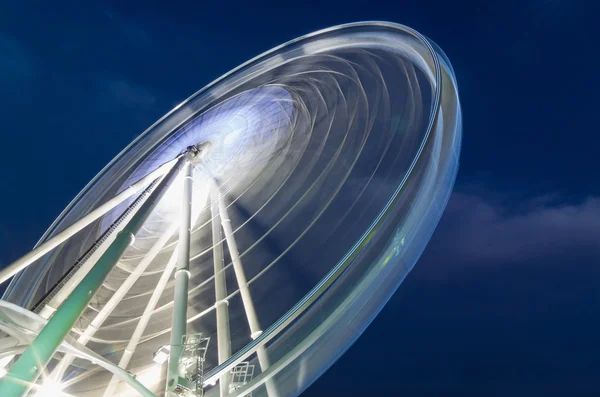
1;1;599;396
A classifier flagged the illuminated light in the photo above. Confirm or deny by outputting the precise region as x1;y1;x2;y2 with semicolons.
0;367;6;378
206;378;217;386
33;379;64;397
223;129;242;146
153;345;170;365
128;363;165;395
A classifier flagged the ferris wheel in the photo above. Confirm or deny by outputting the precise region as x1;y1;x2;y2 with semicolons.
0;21;461;397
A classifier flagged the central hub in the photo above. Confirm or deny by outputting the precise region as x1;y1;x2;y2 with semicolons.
185;141;212;164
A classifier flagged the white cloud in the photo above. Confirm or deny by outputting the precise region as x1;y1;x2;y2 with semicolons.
104;78;157;109
421;192;600;269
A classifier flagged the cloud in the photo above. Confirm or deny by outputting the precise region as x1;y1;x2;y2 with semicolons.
93;76;157;111
104;78;157;109
421;191;600;271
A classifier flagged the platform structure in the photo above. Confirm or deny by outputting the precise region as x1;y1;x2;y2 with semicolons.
229;363;255;396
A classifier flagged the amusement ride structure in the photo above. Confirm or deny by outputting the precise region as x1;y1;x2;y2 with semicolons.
0;22;461;397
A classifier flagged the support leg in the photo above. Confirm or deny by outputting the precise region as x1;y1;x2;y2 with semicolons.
37;178;154;320
0;179;157;377
0;161;172;285
103;182;209;397
0;155;189;397
166;161;194;396
102;249;178;397
50;221;180;382
216;185;279;397
211;187;232;397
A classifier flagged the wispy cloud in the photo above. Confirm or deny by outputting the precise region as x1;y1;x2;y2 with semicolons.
421;191;600;272
101;77;157;110
89;74;166;141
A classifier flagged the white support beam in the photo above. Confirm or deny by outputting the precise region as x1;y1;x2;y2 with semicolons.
0;173;161;375
37;188;150;320
166;161;194;396
216;185;279;397
102;182;209;397
0;161;174;285
102;249;178;397
50;220;181;381
211;187;232;397
0;147;190;396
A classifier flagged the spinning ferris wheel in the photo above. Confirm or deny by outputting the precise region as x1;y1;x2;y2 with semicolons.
0;22;461;397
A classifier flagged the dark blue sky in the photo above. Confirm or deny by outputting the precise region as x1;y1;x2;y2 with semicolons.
1;1;599;395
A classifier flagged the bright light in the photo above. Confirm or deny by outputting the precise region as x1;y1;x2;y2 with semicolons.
123;363;165;396
0;366;6;378
153;345;170;365
33;379;64;397
206;378;217;386
223;129;242;146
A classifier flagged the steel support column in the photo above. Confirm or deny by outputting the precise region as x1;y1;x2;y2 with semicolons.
166;160;194;396
211;187;232;397
103;182;209;397
50;221;180;382
216;187;279;397
102;249;178;397
0;161;172;285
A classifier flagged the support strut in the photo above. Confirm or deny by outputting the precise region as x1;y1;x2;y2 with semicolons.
0;154;189;397
216;184;279;397
0;161;172;285
166;160;194;396
211;187;232;397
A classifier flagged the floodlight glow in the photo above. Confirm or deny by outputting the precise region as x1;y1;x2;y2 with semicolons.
223;129;241;146
153;345;170;365
206;378;218;386
33;380;63;397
